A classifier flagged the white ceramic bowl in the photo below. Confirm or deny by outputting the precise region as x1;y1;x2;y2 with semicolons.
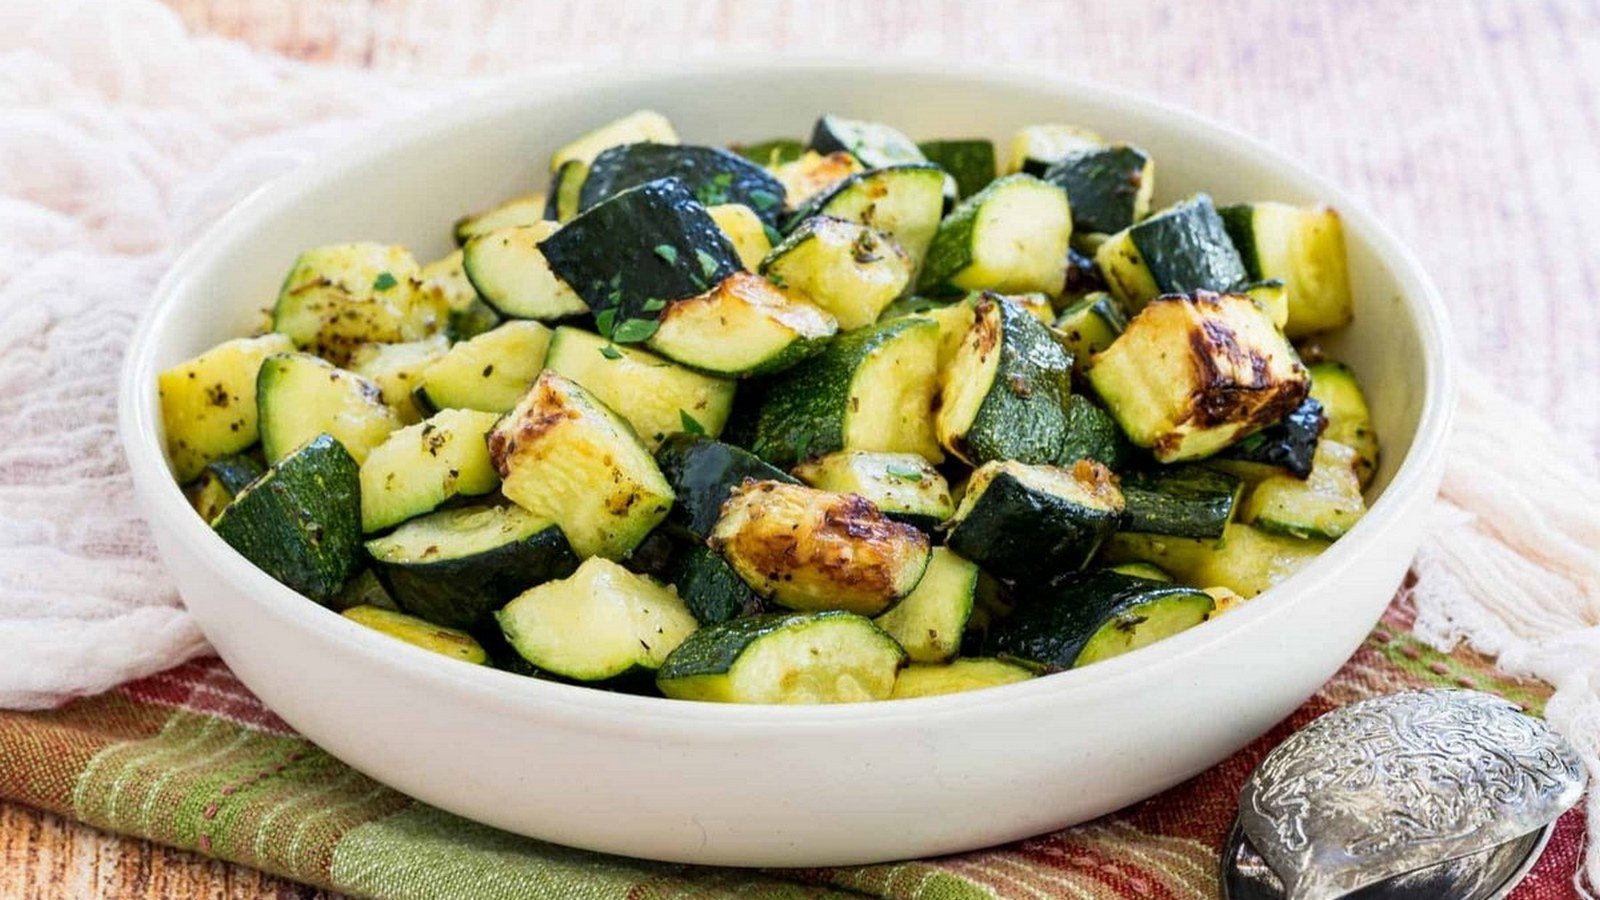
119;60;1454;867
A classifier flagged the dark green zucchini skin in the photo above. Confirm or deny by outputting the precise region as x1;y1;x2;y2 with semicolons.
918;139;997;199
579;144;787;225
374;525;580;630
987;570;1212;670
808;115;924;168
1129;193;1247;295
1062;247;1108;301
673;543;767;625
950;296;1076;466
783;162;944;234
1057;394;1134;470
538;177;742;321
945;470;1120;583
731;138;805;167
211;433;361;604
1041;145;1150;236
1218;396;1326;479
654;435;797;540
544;159;586;221
1217;203;1261;278
1119;466;1243;540
205;454;265;493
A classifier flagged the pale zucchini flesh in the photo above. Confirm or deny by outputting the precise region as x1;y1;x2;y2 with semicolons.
656;611;906;704
358;408;501;533
761;216;914;330
256;353;403;465
648;272;838;377
159;333;293;481
890;658;1034;698
919;174;1073;295
348;335;451;424
414;320;552;414
462;221;589;321
343;605;488;664
872;547;978;663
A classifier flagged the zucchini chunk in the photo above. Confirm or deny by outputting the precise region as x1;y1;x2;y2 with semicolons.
656;611;906;704
272;243;447;365
413;320;552;415
647;272;838;377
1238;278;1289;330
672;543;764;625
945;460;1124;582
751;315;942;468
453;194;547;246
917;139;998;199
417;250;488;317
989;570;1214;670
1007;123;1105;176
329;568;398;613
937;295;1076;466
1102;522;1328;598
1242;440;1367;540
1308;361;1379;486
760;216;914;330
185;455;264;524
1087;291;1309;463
654;434;797;541
872;547;978;663
366;503;580;630
809;115;926;168
342;605;488;664
771;150;863;209
1119;466;1244;542
709;480;931;616
358;409;501;533
890;658;1034;699
496;557;698;682
786;164;946;266
1057;394;1135;470
918;174;1073;295
1093;194;1247;312
1108;561;1173;582
256;353;402;465
706;203;773;270
158;333;293;481
731;138;805;168
579;143;786;225
1219;202;1353;337
212;433;361;604
462;221;589;321
548;109;678;172
791;451;954;531
539;178;742;323
348;334;451;424
545;159;587;223
544;326;735;448
1215;395;1326;480
487;371;673;559
1039;144;1155;239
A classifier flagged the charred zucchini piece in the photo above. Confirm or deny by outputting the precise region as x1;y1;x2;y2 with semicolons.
647;272;838;378
256;353;402;465
487;371;673;559
348;334;451;424
989;570;1214;670
672;543;765;626
945;460;1124;582
453;194;547;246
890;658;1034;698
497;557;698;682
761;216;914;330
771;150;864;210
211;433;361;604
159;333;293;481
1308;361;1379;487
1007;123;1104;176
462;221;589;321
706;203;774;270
548;109;678;172
1215;395;1326;480
656;611;906;704
413;320;552;415
1219;202;1353;337
709;480;931;617
365;503;579;630
580;143;786;225
185;455;265;524
358;409;501;533
654;435;797;541
1053;291;1127;374
544;326;735;449
343;605;488;664
1102;522;1328;598
917;139;997;199
1119;466;1244;542
809;115;925;168
937;295;1075;466
1087;291;1309;463
1094;194;1247;312
751;315;942;468
918;174;1073;296
1039;144;1155;239
872;547;978;663
1242;440;1367;540
272;243;447;365
785;164;946;266
791;451;954;531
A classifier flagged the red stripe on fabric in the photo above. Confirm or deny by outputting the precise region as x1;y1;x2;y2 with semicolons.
116;657;294;735
1014;839;1184;899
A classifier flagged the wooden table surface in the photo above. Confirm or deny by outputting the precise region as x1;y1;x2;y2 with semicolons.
7;1;1599;897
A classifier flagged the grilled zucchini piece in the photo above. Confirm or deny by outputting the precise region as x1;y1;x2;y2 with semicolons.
497;557;698;682
656;611;906;704
1308;361;1378;487
1242;440;1367;540
548;109;678;172
710;480;931;616
357;409;501;533
256;353;402;465
365;503;579;630
1057;394;1135;470
453;194;547;246
751;315;942;468
654;435;797;541
917;139;997;199
462;221;589;321
1087;291;1309;463
413;320;552;415
580;143;786;225
1238;278;1289;330
272;243;447;365
786;164;946;266
185;455;265;524
809;115;926;168
544;326;735;449
159;333;294;481
872;547;978;663
1094;194;1247;312
1102;522;1328;598
648;272;838;377
761;216;914;330
1039;144;1155;239
1219;202;1353;337
211;433;361;604
1119;466;1244;542
1053;292;1127;373
417;250;496;328
487;371;673;559
706;203;773;270
890;658;1034;698
672;543;765;625
348;334;451;424
771;150;864;209
791;451;954;531
919;174;1073;296
945;460;1124;582
545;160;587;222
937;295;1076;466
989;570;1214;670
1215;395;1326;480
343;606;487;664
1007;123;1104;176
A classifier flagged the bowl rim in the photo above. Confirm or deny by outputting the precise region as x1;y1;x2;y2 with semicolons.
119;56;1456;731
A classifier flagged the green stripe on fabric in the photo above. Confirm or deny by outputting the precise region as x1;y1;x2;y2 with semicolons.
782;863;996;900
1369;623;1548;713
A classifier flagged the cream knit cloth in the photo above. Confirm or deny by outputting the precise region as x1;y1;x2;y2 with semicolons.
2;0;1596;889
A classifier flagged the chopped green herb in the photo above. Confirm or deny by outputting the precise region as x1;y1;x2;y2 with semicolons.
612;318;659;343
694;172;735;207
641;297;666;313
679;410;706;436
747;189;780;212
598;344;623;360
594;307;618;338
762;223;784;246
884;462;926;482
695;249;721;280
653;244;679;266
372;272;398;291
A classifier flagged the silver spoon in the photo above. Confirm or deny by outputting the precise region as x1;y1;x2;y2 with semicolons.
1221;689;1585;900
